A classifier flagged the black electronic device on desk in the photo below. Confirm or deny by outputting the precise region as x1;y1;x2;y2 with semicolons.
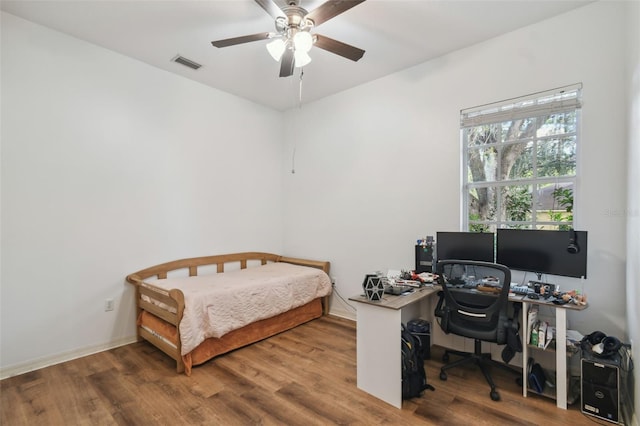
446;277;467;287
415;238;435;273
436;231;495;263
384;285;413;295
496;228;588;279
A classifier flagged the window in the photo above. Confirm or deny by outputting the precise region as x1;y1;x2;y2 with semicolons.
460;84;582;232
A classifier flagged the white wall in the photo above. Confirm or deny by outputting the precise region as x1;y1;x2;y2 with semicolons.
0;13;284;377
282;0;631;343
625;0;640;422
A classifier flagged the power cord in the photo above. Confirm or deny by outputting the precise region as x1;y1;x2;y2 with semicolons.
290;68;304;174
331;283;356;313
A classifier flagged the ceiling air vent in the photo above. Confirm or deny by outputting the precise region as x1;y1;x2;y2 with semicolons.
172;55;202;70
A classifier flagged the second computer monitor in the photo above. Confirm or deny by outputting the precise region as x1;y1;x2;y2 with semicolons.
436;231;495;263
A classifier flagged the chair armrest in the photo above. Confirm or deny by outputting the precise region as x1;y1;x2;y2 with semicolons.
434;290;445;318
434;291;451;333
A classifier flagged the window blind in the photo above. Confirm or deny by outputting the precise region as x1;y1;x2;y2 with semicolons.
460;83;582;128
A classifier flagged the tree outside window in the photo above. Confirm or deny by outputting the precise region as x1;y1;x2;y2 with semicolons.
461;86;581;232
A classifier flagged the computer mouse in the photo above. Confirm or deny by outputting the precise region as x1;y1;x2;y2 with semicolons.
527;293;540;299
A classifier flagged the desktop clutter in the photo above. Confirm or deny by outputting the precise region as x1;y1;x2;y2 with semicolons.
361;237;440;302
361;230;634;413
362;270;437;301
358;230;632;412
513;281;587;306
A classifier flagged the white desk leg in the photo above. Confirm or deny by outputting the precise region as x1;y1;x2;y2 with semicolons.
555;308;567;409
356;303;402;408
522;301;529;398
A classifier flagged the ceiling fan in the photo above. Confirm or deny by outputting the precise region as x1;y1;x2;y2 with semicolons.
211;0;366;78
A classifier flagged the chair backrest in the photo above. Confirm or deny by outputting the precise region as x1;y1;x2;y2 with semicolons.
435;260;512;344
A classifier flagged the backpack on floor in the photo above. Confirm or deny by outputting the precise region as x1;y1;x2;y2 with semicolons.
401;323;435;399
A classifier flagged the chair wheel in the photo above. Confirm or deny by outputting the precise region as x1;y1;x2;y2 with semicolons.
440;371;447;381
442;354;449;362
490;390;500;401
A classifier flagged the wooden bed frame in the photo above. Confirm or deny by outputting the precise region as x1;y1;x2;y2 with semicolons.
126;252;331;375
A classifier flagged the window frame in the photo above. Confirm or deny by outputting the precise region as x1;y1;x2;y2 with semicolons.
461;84;582;231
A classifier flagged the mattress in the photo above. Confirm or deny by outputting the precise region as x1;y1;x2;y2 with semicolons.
144;262;332;354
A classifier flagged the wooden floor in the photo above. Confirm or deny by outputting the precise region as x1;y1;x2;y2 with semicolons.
2;315;598;425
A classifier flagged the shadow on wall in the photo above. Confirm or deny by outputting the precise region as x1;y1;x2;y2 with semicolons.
577;248;627;340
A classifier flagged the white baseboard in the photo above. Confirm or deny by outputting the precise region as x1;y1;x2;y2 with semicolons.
0;336;138;380
1;306;358;381
329;308;356;322
329;306;356;321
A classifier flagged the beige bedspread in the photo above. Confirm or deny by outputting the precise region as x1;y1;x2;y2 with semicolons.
148;262;332;355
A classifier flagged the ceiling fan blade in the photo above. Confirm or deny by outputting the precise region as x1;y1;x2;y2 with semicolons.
279;49;295;78
314;34;365;62
306;0;366;27
211;32;271;48
254;0;285;19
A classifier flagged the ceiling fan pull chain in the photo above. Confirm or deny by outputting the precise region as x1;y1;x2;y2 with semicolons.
291;146;296;174
290;69;304;174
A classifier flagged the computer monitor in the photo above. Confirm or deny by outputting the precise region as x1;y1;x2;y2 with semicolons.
435;232;495;263
496;228;588;279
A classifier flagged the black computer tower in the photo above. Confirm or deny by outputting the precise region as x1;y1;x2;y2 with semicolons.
415;244;434;273
581;351;629;424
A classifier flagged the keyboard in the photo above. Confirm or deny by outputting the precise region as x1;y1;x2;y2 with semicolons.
510;285;531;295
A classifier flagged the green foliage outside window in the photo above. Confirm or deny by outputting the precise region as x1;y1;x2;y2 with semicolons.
463;87;580;232
505;187;532;225
548;187;574;230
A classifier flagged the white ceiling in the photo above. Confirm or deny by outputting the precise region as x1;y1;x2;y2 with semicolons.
1;0;592;111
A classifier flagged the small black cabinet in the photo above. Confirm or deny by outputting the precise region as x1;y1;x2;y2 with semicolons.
415;245;434;273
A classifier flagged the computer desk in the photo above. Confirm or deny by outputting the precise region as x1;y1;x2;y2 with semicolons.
349;286;439;408
349;286;587;409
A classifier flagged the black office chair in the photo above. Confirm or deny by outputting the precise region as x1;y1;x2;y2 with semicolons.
434;260;519;401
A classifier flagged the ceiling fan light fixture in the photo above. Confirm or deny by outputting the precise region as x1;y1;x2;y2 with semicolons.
266;38;286;61
294;50;312;68
293;31;313;53
211;0;366;78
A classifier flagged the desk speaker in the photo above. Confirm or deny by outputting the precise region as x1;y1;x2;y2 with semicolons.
581;357;621;424
415;245;434;273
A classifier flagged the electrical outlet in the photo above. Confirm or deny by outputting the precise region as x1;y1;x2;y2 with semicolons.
104;299;115;312
331;276;336;287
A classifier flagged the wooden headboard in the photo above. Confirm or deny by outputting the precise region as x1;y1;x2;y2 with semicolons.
126;252;330;284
